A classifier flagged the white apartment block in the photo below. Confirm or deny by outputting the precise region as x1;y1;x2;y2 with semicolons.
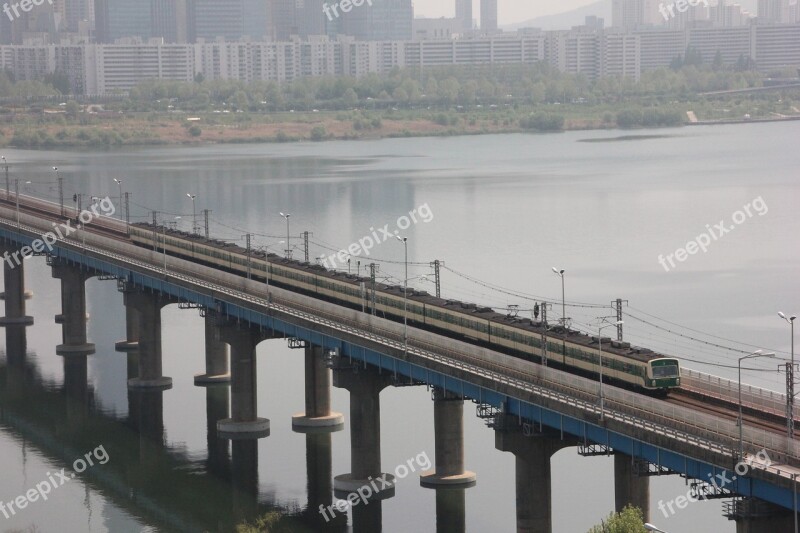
0;24;798;95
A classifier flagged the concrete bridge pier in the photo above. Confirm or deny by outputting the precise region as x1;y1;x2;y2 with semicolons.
231;438;260;522
0;254;33;327
420;388;476;488
435;487;467;533
128;388;166;468
125;291;172;390
304;432;347;529
194;313;231;385
216;324;270;439
292;345;344;432
734;510;795;532
495;417;576;533
63;354;89;421
115;296;140;351
205;384;231;478
614;453;650;520
4;326;28;398
52;263;95;355
333;366;396;500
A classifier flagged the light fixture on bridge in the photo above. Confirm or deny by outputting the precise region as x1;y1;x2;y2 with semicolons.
779;311;797;440
279;212;291;259
186;193;197;235
551;267;566;327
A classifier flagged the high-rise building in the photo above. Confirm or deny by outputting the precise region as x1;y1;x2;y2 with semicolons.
455;0;472;30
757;0;792;23
64;0;90;32
339;0;412;41
95;0;152;42
480;0;497;32
613;0;661;29
151;0;187;43
187;0;267;41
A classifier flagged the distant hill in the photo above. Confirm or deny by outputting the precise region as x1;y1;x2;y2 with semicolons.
502;0;758;31
503;0;610;31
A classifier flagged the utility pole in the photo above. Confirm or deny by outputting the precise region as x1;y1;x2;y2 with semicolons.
57;176;64;216
303;231;310;263
14;178;19;228
370;263;377;315
431;259;442;298
124;192;130;236
3;156;8;201
245;233;251;280
152;211;158;251
203;209;210;239
612;298;628;341
787;362;796;439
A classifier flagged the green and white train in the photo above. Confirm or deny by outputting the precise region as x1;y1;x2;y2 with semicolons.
130;224;681;393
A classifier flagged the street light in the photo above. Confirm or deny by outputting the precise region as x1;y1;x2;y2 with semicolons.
644;524;669;533
113;178;123;210
261;240;284;295
53;166;63;216
552;267;566;327
2;156;8;201
396;235;408;358
739;349;775;461
279;212;291;259
597;318;623;420
186;193;197;234
780;311;797;439
163;216;180;275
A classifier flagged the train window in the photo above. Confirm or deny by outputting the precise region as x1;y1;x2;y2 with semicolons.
652;364;679;378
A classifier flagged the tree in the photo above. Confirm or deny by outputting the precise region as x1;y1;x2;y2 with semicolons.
587;505;647;533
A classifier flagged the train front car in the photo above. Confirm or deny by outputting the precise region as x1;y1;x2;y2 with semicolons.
646;358;681;391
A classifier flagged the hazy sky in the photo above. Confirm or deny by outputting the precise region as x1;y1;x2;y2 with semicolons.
414;0;596;25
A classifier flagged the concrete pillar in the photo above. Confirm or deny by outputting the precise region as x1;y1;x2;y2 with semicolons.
126;291;172;390
614;453;650;521
205;384;231;478
231;438;260;521
333;366;395;500
128;389;166;468
63;354;89;422
216;324;269;439
0;257;33;326
52;263;95;355
115;297;140;351
292;346;344;431
194;313;231;385
496;421;576;533
421;388;476;488
435;488;467;533
4;326;27;399
735;513;795;533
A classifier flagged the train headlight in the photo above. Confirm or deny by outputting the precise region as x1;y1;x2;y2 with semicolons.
651;380;656;386
676;379;680;385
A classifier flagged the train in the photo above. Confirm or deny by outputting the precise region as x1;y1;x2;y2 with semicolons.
129;223;681;393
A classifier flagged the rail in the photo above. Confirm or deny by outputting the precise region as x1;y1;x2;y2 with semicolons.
1;205;799;481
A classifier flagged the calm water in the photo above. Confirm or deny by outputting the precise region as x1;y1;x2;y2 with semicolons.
1;122;799;532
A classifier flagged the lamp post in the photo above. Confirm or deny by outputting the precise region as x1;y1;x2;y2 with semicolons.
597;319;623;420
54;166;63;216
14;178;19;228
186;193;197;234
739;350;775;461
261;240;284;294
644;524;669;533
396;235;408;357
2;156;8;201
279;212;291;259
163;216;180;275
551;267;566;327
780;312;797;439
113;178;123;210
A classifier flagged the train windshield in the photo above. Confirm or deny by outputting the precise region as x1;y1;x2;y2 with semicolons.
652;364;679;378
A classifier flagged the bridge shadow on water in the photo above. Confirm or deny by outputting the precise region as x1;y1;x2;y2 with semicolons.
0;325;357;533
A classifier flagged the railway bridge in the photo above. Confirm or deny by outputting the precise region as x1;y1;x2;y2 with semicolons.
0;193;798;533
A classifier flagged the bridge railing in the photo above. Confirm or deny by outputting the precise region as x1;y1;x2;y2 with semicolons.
681;368;791;420
2;205;800;473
